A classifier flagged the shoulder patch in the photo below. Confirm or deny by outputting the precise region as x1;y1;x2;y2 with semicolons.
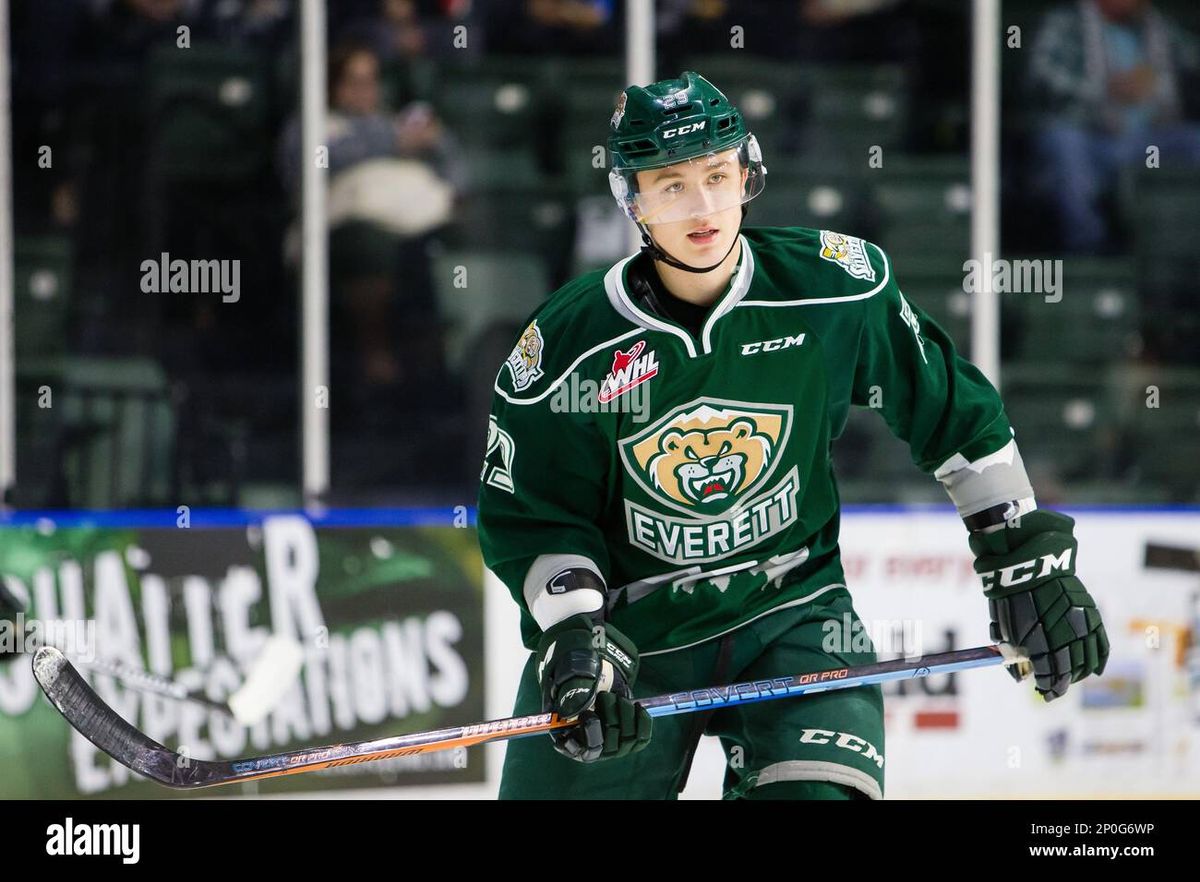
818;231;876;282
504;320;546;391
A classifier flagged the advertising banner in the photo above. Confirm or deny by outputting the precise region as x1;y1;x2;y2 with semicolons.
0;513;485;798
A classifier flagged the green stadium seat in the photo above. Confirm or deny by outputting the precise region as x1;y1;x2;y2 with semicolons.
14;237;72;361
446;183;573;253
562;131;614;198
544;57;626;91
1131;169;1200;259
430;249;550;377
1119;367;1200;500
1001;364;1123;483
16;357;174;508
748;168;867;238
571;193;631;276
1008;257;1141;364
871;155;972;263
795;65;909;160
679;56;802;96
431;72;542;150
461;145;544;189
146;44;273;183
892;257;972;351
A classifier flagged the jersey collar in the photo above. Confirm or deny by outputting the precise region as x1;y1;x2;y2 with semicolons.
604;233;756;358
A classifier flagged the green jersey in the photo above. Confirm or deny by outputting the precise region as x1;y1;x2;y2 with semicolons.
477;226;1014;654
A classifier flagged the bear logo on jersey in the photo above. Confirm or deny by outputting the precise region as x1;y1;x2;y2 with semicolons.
651;417;766;507
622;401;787;517
618;400;802;565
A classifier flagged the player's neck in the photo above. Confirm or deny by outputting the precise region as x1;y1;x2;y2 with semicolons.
653;238;742;308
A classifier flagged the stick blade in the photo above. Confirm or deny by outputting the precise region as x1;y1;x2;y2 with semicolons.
32;646;202;788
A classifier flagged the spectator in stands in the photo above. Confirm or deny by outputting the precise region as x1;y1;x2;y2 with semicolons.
193;0;293;48
484;0;620;55
794;0;916;63
57;0;199;356
657;0;734;69
335;0;478;62
280;41;463;391
1028;0;1200;253
686;0;914;63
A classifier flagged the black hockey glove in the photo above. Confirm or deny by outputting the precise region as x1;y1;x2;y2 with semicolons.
0;579;24;664
969;510;1108;702
534;612;652;763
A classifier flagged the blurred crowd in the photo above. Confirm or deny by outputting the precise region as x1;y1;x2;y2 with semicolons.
1025;0;1200;252
9;0;1200;507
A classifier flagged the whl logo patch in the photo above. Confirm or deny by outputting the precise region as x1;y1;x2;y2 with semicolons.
599;340;659;404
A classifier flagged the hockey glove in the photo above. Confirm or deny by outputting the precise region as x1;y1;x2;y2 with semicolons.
969;509;1109;702
534;613;652;762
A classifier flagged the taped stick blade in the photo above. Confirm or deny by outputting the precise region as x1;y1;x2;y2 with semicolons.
32;646;185;787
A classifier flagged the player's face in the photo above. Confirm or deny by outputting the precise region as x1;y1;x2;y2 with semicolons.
634;149;748;259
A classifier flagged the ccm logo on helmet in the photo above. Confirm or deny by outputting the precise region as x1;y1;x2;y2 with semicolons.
662;121;706;139
979;549;1074;591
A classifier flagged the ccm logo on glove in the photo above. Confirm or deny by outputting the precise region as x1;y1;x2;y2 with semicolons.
978;548;1073;591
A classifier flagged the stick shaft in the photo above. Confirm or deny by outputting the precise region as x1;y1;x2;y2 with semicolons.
36;644;1016;788
203;646;1014;785
639;645;1005;717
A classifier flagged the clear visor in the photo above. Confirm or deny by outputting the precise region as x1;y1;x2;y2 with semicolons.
611;135;766;225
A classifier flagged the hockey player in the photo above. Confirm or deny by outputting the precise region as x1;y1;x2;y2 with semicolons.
477;71;1108;799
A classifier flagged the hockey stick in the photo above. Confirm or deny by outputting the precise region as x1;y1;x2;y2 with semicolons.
25;636;304;727
33;642;1029;790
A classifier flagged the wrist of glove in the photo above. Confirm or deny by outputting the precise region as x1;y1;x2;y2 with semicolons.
534;612;652;763
969;509;1109;702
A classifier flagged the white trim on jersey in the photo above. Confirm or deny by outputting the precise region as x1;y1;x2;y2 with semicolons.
492;326;643;405
494;234;883;405
701;237;756;354
751;760;883;800
737;240;891;308
605;253;698;358
605;233;756;357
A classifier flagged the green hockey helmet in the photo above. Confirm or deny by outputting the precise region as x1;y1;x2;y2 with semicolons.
608;71;766;226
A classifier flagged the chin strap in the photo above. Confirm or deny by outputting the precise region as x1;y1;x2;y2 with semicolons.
637;205;748;274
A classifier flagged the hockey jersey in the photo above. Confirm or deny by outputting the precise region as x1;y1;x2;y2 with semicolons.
477;226;1014;654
